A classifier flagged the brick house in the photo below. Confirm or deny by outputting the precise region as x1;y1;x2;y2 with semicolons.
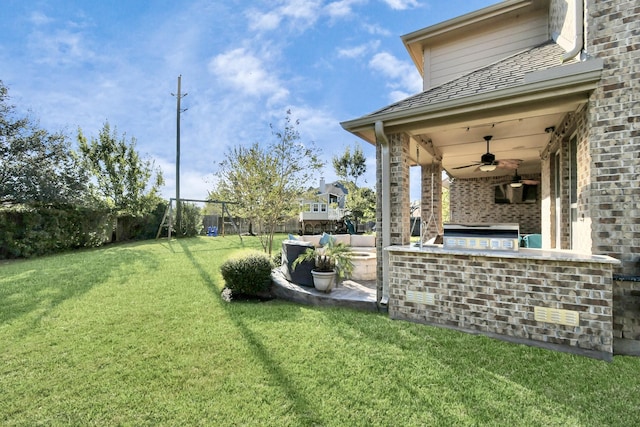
341;0;639;359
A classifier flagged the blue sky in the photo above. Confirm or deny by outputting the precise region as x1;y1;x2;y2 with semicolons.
1;0;498;201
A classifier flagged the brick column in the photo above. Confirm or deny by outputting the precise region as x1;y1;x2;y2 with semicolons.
586;0;640;275
374;131;411;303
388;132;411;246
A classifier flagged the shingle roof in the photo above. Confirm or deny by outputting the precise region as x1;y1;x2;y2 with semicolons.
365;41;571;118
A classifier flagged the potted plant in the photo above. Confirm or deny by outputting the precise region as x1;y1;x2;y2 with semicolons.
292;236;354;292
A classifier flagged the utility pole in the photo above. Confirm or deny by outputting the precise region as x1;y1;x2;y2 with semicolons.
172;75;187;233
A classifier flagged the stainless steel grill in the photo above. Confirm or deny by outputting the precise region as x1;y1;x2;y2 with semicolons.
443;223;520;252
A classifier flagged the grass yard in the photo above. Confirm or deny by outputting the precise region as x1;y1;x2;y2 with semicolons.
1;235;639;426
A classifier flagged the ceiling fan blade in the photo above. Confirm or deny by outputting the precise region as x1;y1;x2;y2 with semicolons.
521;179;540;185
451;163;480;170
495;159;522;169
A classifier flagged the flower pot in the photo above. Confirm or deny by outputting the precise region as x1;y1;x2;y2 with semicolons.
311;270;336;293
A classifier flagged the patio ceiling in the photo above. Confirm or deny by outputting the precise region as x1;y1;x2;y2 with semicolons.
349;90;588;180
406;108;570;179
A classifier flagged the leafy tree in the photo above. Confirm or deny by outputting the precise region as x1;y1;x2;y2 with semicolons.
213;110;323;254
347;186;376;227
332;143;375;231
0;81;89;205
77;122;164;240
442;185;450;223
332;143;366;186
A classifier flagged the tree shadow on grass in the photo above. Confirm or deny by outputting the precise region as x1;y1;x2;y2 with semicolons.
177;239;323;425
322;308;640;425
159;235;247;254
0;242;159;330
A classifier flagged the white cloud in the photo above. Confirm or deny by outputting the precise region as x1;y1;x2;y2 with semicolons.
154;156;213;201
29;11;54;26
283;104;377;186
28;28;96;66
369;51;423;99
279;0;323;22
247;0;323;33
246;9;282;31
208;47;289;104
337;40;380;59
381;0;422;10
324;0;365;18
363;23;392;36
246;0;368;33
388;89;413;102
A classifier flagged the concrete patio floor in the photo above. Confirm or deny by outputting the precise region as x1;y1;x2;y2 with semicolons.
271;267;383;312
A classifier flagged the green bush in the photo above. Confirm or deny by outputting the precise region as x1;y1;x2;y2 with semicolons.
220;251;274;295
177;202;203;237
0;204;112;259
115;201;168;241
272;249;282;267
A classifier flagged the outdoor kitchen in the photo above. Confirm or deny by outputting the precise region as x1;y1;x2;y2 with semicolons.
386;223;620;360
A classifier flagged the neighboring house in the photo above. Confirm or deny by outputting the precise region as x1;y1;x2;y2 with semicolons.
342;0;639;358
299;178;348;234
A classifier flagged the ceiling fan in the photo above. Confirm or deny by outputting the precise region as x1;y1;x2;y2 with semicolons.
452;135;521;172
495;169;540;188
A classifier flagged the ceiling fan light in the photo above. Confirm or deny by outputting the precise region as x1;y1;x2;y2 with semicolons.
479;164;497;172
510;181;523;188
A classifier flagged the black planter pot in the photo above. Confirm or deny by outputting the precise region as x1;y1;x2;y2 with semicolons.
282;240;315;287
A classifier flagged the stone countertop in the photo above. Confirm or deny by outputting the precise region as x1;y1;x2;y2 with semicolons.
385;244;621;265
613;274;640;282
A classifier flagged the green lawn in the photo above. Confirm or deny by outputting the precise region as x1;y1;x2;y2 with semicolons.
1;236;639;426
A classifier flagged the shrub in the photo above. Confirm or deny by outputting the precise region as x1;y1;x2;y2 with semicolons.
177;202;203;237
220;251;274;295
272;249;282;267
0;204;112;259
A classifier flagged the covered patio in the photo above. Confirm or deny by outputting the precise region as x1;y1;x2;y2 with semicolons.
341;29;620;358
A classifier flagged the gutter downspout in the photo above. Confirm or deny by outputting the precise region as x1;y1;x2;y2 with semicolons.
375;121;391;306
562;0;584;62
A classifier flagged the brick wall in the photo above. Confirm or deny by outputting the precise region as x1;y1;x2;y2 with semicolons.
549;0;571;47
585;0;640;275
449;175;542;235
613;278;640;355
388;247;615;359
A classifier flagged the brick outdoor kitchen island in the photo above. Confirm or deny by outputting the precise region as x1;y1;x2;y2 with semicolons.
386;245;620;360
